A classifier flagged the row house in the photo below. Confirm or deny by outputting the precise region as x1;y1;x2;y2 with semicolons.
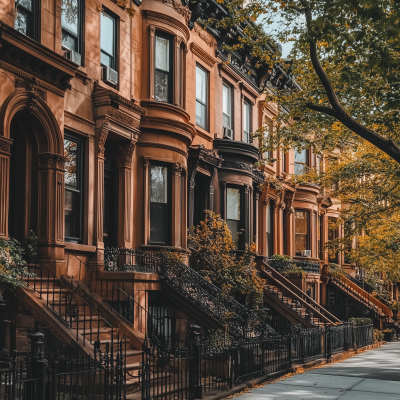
0;0;393;368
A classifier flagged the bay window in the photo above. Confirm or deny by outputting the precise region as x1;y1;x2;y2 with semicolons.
243;101;251;143
150;165;170;245
295;210;309;256
155;34;173;103
196;65;208;129
227;187;241;241
61;0;83;64
64;134;84;243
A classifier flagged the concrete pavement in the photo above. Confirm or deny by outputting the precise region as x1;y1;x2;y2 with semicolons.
235;342;400;399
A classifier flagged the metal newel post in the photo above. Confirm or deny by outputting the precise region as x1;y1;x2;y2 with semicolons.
325;324;331;360
288;335;292;367
189;324;202;399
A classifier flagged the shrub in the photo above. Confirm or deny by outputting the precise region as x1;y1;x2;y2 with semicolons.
328;263;346;278
188;210;268;318
270;254;305;277
348;317;373;326
373;329;384;343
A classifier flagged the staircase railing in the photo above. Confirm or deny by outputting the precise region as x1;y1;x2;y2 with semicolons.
24;256;115;348
261;262;341;324
329;273;392;317
67;251;174;352
104;248;275;338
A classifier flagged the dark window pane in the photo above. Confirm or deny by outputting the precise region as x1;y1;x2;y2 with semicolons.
62;30;78;51
196;66;206;103
227;219;239;239
19;0;32;11
61;0;79;35
155;70;169;102
65;189;80;238
150;203;168;244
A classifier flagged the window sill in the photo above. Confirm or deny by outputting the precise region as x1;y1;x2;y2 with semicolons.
65;243;97;253
195;126;213;142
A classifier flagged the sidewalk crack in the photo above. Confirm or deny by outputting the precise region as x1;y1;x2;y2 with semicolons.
335;378;365;399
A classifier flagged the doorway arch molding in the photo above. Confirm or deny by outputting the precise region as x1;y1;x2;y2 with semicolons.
0;88;63;156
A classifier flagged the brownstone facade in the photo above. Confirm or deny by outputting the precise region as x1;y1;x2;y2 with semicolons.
1;0;375;350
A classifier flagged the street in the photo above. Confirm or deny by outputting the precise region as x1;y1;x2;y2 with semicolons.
234;342;400;399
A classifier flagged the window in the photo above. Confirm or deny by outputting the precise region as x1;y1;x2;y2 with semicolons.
227;187;241;240
266;201;273;257
61;0;82;61
294;148;308;175
101;11;116;69
328;217;338;263
315;154;322;174
15;0;37;39
295;210;309;256
243;101;251;143
150;165;170;245
223;84;232;128
64;134;84;243
282;151;288;173
196;65;208;129
155;34;172;103
263;120;273;159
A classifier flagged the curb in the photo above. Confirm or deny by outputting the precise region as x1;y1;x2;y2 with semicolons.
202;341;385;400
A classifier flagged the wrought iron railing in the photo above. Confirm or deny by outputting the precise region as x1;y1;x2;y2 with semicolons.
102;248;274;338
24;256;115;348
267;258;320;274
141;323;374;400
0;327;126;400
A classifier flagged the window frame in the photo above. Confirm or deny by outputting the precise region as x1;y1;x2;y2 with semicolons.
149;162;172;246
64;132;84;244
243;99;251;143
295;209;310;256
100;9;118;71
226;185;243;249
195;64;208;130
15;0;40;40
294;148;309;175
154;32;174;104
61;0;84;65
222;82;233;130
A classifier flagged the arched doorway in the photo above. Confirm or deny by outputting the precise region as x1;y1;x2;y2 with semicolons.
8;110;39;243
103;145;118;248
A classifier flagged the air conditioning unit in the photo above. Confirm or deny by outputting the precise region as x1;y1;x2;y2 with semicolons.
64;49;81;65
301;250;311;257
102;66;118;86
223;126;233;139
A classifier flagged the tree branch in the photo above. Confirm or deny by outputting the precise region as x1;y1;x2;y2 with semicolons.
303;7;400;164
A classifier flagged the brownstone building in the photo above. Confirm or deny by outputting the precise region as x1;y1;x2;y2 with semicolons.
0;0;393;379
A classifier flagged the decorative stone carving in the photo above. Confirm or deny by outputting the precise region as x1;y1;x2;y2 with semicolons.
155;0;191;24
15;77;46;101
37;153;66;170
295;193;317;202
193;23;214;47
0;137;12;154
98;123;111;157
222;160;253;173
124;140;136;167
143;156;150;167
107;107;134;126
174;162;183;176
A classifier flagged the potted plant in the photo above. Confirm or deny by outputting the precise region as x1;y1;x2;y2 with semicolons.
383;328;394;342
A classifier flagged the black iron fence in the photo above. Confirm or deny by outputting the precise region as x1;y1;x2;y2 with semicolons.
141;323;374;400
0;328;126;400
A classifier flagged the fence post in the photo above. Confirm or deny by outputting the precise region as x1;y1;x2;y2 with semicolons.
288;335;292;367
188;325;202;399
325;324;331;361
230;346;237;388
36;358;47;400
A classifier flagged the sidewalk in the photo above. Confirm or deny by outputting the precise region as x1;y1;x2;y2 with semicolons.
233;342;400;399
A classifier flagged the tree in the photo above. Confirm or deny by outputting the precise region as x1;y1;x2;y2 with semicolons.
188;211;268;317
213;0;400;163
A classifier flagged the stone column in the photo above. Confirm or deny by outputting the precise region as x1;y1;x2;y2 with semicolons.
36;153;66;274
208;167;216;212
172;163;183;248
188;160;198;228
94;123;110;265
0;137;12;239
143;157;150;245
253;187;261;251
244;184;251;246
